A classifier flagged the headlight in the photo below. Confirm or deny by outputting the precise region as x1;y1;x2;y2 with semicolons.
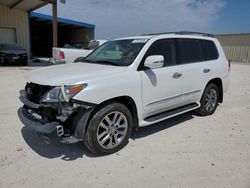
40;87;63;102
41;84;87;103
61;84;87;102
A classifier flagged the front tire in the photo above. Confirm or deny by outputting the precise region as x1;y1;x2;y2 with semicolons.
195;84;219;116
84;102;133;155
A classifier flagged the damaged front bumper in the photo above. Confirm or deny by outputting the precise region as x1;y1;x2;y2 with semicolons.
18;88;95;143
18;107;63;139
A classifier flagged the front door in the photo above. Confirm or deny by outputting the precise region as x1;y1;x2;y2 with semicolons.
140;39;183;118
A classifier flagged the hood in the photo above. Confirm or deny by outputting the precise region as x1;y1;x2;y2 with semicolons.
25;62;127;86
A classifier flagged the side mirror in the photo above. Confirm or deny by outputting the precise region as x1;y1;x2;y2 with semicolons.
144;55;164;69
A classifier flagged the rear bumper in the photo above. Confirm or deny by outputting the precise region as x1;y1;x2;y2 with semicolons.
50;58;66;64
18;107;63;140
223;74;230;93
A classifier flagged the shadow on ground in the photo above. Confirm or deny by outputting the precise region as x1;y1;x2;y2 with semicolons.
21;128;95;160
21;112;194;160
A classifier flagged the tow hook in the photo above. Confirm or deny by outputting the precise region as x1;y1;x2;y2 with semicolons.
56;125;64;137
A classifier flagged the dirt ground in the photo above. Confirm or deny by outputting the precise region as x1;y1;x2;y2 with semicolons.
0;64;249;188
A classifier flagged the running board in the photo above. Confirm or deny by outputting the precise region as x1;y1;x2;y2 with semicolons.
144;103;200;123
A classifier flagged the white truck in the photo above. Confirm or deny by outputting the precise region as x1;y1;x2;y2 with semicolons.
18;32;230;155
52;40;107;64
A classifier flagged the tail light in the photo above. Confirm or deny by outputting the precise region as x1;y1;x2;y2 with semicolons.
228;59;231;72
58;51;65;59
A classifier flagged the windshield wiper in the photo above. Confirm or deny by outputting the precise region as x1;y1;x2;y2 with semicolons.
95;60;119;66
84;59;94;63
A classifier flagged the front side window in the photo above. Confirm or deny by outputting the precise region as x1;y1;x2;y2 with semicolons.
143;39;176;67
85;39;146;66
177;38;204;64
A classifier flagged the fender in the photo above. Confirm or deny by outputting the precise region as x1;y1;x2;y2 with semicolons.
74;109;94;140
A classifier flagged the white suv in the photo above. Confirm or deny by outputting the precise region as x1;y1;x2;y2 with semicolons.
18;32;230;155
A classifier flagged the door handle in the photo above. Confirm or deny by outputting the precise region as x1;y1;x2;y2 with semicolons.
203;68;210;73
173;72;182;79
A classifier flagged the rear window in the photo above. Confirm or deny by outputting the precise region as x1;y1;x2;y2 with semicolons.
200;40;219;61
176;39;219;64
177;39;204;64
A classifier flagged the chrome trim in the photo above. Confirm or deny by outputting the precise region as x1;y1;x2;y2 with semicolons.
183;90;201;97
146;90;201;107
147;95;182;107
61;85;70;102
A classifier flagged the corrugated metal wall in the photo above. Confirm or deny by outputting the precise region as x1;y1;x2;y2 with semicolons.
0;5;30;58
216;34;250;63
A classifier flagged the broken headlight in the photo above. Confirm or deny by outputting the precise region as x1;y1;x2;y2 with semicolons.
41;84;87;103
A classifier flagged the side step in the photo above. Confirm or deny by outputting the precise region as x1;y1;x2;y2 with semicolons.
144;103;200;122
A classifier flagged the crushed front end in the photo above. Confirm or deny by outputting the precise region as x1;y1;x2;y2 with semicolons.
18;82;94;143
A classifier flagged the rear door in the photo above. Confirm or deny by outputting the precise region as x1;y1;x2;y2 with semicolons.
177;38;218;104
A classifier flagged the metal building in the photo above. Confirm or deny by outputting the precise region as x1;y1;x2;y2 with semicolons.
0;0;48;58
216;33;250;63
0;0;95;59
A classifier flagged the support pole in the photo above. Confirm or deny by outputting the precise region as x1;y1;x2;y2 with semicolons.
52;0;58;47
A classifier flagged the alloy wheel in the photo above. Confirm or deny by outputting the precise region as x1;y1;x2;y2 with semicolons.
205;88;217;112
97;111;128;149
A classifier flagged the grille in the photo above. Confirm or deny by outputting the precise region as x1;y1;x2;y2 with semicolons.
25;82;52;103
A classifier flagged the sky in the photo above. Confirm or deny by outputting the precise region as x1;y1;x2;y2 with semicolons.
35;0;250;39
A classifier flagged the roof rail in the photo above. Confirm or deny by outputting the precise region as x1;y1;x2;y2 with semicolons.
141;31;214;37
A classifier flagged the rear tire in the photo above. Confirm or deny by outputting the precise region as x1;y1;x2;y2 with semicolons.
195;84;219;116
84;102;133;156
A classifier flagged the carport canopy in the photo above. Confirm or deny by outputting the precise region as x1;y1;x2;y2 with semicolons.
30;12;95;57
0;0;49;11
30;12;95;30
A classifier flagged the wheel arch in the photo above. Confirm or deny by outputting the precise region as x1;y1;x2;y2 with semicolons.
94;96;139;128
206;78;223;103
73;96;139;140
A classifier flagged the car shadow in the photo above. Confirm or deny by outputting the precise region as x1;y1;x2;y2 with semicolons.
21;128;96;160
21;112;194;160
131;112;194;139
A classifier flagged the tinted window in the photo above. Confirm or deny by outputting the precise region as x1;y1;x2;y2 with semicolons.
177;39;204;64
200;40;219;61
144;39;176;67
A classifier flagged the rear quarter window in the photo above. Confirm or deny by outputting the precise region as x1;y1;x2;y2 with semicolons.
200;40;219;61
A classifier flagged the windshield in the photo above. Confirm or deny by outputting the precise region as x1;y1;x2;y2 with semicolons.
84;39;147;66
0;44;24;51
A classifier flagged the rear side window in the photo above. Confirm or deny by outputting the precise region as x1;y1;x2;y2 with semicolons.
144;39;176;67
200;40;219;61
177;39;204;64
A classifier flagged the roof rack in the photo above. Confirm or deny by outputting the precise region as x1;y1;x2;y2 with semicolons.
141;31;214;38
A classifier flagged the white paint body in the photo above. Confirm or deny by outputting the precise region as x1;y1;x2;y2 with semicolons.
26;34;230;127
52;48;93;64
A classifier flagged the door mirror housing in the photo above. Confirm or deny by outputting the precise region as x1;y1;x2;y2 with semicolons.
144;55;164;69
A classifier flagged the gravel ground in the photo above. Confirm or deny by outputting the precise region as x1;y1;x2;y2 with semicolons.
0;64;249;188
